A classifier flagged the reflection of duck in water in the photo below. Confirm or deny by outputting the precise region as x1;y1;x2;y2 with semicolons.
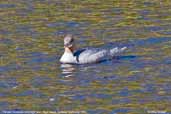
60;64;75;77
60;34;127;64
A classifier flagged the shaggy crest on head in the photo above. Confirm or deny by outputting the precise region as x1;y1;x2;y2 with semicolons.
64;34;74;48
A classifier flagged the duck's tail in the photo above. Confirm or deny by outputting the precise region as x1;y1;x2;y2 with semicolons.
109;46;127;56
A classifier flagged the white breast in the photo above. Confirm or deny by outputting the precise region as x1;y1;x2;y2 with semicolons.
60;52;77;64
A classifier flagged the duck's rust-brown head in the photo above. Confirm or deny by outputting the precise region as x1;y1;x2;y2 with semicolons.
64;34;75;52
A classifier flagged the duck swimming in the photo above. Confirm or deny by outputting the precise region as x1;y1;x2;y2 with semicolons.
60;34;127;64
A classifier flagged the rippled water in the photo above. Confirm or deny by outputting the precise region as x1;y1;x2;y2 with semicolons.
0;0;171;113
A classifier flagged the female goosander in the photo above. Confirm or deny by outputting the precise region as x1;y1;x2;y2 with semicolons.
60;34;127;64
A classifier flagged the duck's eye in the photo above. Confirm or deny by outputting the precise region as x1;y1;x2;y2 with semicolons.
70;38;74;43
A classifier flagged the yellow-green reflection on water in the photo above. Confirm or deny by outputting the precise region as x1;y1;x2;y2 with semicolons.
0;0;171;113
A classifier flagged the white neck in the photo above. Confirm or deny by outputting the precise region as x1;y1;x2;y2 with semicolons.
60;47;76;63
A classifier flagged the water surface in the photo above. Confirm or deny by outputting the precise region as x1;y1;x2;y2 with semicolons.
0;0;171;113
